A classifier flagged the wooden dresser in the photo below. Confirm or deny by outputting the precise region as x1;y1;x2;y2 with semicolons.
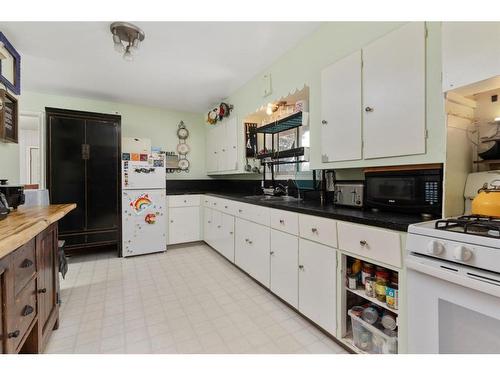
0;204;75;353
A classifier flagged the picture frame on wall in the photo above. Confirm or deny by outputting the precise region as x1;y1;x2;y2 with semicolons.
0;89;18;143
0;32;21;95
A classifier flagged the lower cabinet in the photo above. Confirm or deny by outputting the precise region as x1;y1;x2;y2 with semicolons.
168;206;201;244
235;218;270;288
0;259;7;354
270;229;299;309
204;208;235;262
298;238;337;335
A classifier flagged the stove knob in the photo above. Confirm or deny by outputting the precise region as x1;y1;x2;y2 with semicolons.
427;240;445;255
453;245;473;262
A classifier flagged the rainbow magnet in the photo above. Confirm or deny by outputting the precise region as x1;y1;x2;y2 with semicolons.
130;193;152;214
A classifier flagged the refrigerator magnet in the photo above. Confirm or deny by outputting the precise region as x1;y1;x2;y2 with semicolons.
131;153;140;161
122;153;131;160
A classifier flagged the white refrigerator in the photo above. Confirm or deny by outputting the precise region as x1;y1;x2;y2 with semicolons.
121;153;166;257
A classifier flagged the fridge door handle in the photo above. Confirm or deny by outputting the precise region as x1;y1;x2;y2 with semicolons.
82;144;90;160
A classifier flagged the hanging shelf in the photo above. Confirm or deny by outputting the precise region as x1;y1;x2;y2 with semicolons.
252;111;303;134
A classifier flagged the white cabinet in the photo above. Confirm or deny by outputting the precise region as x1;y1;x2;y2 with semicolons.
168;206;201;244
203;206;215;244
362;22;426;159
321;50;362;162
442;22;500;91
206;116;239;174
235;218;270;288
270;229;299;308
298;239;337;334
216;213;235;262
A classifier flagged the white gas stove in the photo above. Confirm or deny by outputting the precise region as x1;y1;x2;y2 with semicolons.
406;215;500;354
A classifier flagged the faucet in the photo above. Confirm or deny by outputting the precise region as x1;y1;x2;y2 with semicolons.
274;183;288;196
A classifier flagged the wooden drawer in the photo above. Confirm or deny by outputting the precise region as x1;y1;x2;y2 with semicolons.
270;209;299;236
12;239;36;296
235;202;270;226
168;194;201;207
337;222;402;268
299;214;337;248
10;277;37;350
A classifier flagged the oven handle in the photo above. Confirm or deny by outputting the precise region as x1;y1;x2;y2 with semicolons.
406;256;500;299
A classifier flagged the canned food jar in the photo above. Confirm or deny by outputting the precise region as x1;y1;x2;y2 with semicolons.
361;306;379;324
361;262;374;285
348;275;358;290
365;277;377;298
386;283;399;310
381;312;397;331
375;280;387;302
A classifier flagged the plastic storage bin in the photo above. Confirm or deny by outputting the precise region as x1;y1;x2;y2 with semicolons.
348;309;398;354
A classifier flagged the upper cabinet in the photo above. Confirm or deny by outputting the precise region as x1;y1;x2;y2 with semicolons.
320;22;426;163
206;116;238;174
363;22;426;159
442;22;500;92
321;50;362;162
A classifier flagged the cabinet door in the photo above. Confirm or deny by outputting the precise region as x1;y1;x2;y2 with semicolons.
206;125;219;173
168;207;201;244
218;213;235;262
321;50;362;162
203;207;214;244
86;120;120;232
211;209;223;250
442;22;500;91
363;22;426;159
235;218;270;287
37;224;59;348
47;115;86;233
222;117;238;172
270;229;299;308
298;239;336;334
0;258;7;354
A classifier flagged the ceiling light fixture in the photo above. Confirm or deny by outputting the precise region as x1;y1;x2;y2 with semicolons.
110;22;145;62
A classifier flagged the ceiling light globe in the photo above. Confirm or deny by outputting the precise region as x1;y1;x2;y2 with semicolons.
114;42;125;53
123;49;133;62
112;34;121;44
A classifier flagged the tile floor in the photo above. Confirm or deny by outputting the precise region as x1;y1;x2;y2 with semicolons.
45;242;348;354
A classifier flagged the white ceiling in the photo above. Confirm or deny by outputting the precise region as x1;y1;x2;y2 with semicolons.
0;22;321;113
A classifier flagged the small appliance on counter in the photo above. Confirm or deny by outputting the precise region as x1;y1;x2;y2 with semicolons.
0;179;25;210
333;181;364;208
464;170;500;216
364;165;443;219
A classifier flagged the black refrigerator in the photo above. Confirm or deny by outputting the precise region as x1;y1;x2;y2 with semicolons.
46;107;121;254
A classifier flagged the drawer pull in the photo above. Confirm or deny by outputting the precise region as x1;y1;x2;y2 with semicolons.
213;203;217;206
8;330;20;339
170;220;174;223
22;305;35;317
38;288;47;294
279;219;285;225
299;265;304;270
360;240;368;247
248;240;253;245
208;220;211;224
20;258;34;268
311;228;318;234
224;205;228;209
270;251;275;255
238;209;243;213
217;225;221;229
183;200;187;203
229;231;234;235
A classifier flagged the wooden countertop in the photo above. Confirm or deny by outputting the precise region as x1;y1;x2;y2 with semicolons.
0;204;76;259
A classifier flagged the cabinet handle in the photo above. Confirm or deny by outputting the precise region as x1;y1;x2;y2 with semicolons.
299;265;304;270
183;200;187;203
213;203;217;206
8;330;20;339
20;258;33;268
238;209;243;213
208;220;211;224
22;305;35;317
38;288;47;294
360;240;368;247
229;231;233;235
270;251;275;255
248;240;253;245
311;228;318;234
321;120;328;125
279;219;285;225
217;225;221;229
365;106;374;112
224;205;228;209
170;220;174;223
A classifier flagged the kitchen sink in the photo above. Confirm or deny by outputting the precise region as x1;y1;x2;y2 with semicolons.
243;195;301;202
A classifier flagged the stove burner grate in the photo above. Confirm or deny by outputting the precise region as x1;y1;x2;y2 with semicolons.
435;215;500;239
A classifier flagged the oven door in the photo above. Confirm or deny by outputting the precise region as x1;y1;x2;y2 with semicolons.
407;256;500;353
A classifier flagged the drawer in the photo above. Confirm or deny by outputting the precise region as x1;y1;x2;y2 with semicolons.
270;209;299;235
299;214;337;248
10;277;37;350
217;198;239;216
12;239;36;296
202;196;214;207
337;222;402;268
168;194;201;207
235;202;270;226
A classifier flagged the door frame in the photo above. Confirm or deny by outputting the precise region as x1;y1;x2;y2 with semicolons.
19;111;45;188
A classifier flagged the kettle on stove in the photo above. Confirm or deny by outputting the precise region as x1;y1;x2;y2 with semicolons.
472;179;500;217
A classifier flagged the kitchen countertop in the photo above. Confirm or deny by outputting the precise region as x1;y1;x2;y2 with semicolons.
0;204;76;258
167;191;428;232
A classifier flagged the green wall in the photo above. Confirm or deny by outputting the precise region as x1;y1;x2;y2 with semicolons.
0;91;206;184
218;22;446;172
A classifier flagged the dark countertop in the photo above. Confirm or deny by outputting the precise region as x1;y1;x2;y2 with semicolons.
165;190;428;232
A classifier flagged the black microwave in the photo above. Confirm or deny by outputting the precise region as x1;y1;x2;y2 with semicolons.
365;168;442;217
